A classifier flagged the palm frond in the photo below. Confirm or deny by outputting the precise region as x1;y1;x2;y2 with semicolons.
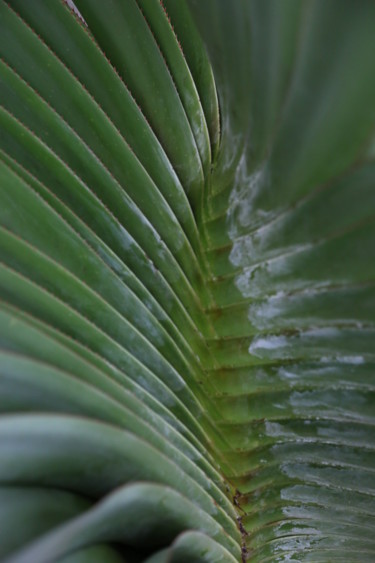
0;1;374;561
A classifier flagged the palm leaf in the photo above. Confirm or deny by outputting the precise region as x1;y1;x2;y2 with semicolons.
0;1;374;561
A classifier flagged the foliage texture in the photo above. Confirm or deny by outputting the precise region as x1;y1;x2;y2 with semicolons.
0;0;374;561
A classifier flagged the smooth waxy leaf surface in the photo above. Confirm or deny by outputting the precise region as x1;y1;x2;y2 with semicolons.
0;0;374;561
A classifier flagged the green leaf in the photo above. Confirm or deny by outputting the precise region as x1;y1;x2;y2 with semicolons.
1;0;374;561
